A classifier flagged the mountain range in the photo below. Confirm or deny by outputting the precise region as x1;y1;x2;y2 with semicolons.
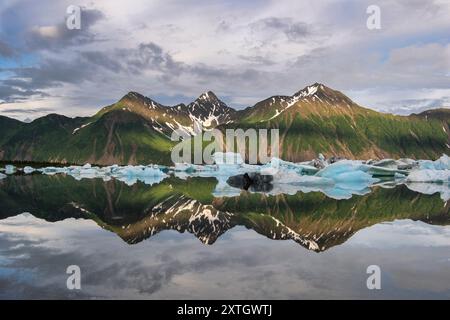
1;83;449;165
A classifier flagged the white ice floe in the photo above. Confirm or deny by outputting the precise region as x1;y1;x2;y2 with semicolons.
6;153;450;200
23;166;35;174
5;165;16;175
213;152;244;165
38;167;69;175
0;173;6;180
263;161;377;199
210;158;381;199
406;169;450;183
418;154;450;170
28;163;170;185
260;157;319;175
112;165;168;186
406;182;450;202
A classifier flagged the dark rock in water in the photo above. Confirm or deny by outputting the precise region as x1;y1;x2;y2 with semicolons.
227;172;273;192
329;156;344;164
312;159;326;169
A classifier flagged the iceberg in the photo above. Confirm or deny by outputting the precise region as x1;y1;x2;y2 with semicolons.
23;166;35;174
173;163;198;172
418;154;450;170
213;152;244;165
316;160;364;178
406;169;450;183
5;153;450;200
260;157;319;175
38;167;68;175
111;165;168;186
315;160;379;183
406;182;450;202
364;165;409;177
5;165;16;174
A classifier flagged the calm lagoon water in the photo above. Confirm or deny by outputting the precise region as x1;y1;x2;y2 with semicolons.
0;174;449;299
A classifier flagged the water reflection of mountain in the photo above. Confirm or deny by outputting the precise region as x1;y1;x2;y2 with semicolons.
0;175;449;252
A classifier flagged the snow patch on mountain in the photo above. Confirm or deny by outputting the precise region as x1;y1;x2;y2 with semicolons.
72;122;92;134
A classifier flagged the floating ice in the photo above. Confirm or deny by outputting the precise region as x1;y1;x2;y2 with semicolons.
265;163;377;199
6;153;450;199
406;182;450;202
23;166;35;174
418;154;450;170
213;152;244;165
316;160;363;178
103;165;168;186
260;157;319;175
5;165;16;174
0;173;6;180
406;169;450;183
38;167;68;175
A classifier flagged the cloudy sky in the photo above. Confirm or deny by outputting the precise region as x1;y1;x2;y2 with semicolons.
0;0;449;120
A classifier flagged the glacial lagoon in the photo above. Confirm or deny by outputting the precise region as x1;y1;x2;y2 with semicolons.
1;160;450;299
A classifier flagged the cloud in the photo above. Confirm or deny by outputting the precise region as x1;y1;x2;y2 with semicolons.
79;51;123;73
238;55;276;65
0;0;449;117
0;85;48;103
0;107;55;114
2;58;95;92
249;17;311;42
377;97;450;115
26;8;105;50
0;40;15;57
118;42;185;75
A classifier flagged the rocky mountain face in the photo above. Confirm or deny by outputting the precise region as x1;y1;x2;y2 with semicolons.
98;90;236;136
0;83;449;165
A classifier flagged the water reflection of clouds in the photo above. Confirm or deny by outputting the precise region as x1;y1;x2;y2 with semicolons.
347;220;450;249
0;214;450;299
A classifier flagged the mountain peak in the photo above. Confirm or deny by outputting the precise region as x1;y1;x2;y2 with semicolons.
119;91;164;110
197;91;220;102
293;83;328;98
123;91;145;100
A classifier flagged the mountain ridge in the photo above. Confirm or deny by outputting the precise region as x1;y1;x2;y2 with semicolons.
0;83;449;165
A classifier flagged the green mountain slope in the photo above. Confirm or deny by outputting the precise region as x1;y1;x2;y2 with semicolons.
0;110;175;165
0;83;449;165
228;84;449;161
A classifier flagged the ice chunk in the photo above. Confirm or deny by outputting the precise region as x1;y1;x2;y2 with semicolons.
418;154;450;170
330;171;377;183
316;160;364;179
173;163;199;172
260;157;319;175
364;165;409;177
5;165;16;174
39;167;68;175
112;165;168;186
213;152;244;165
371;159;397;168
406;182;450;202
23;166;35;174
0;173;6;180
406;169;450;183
